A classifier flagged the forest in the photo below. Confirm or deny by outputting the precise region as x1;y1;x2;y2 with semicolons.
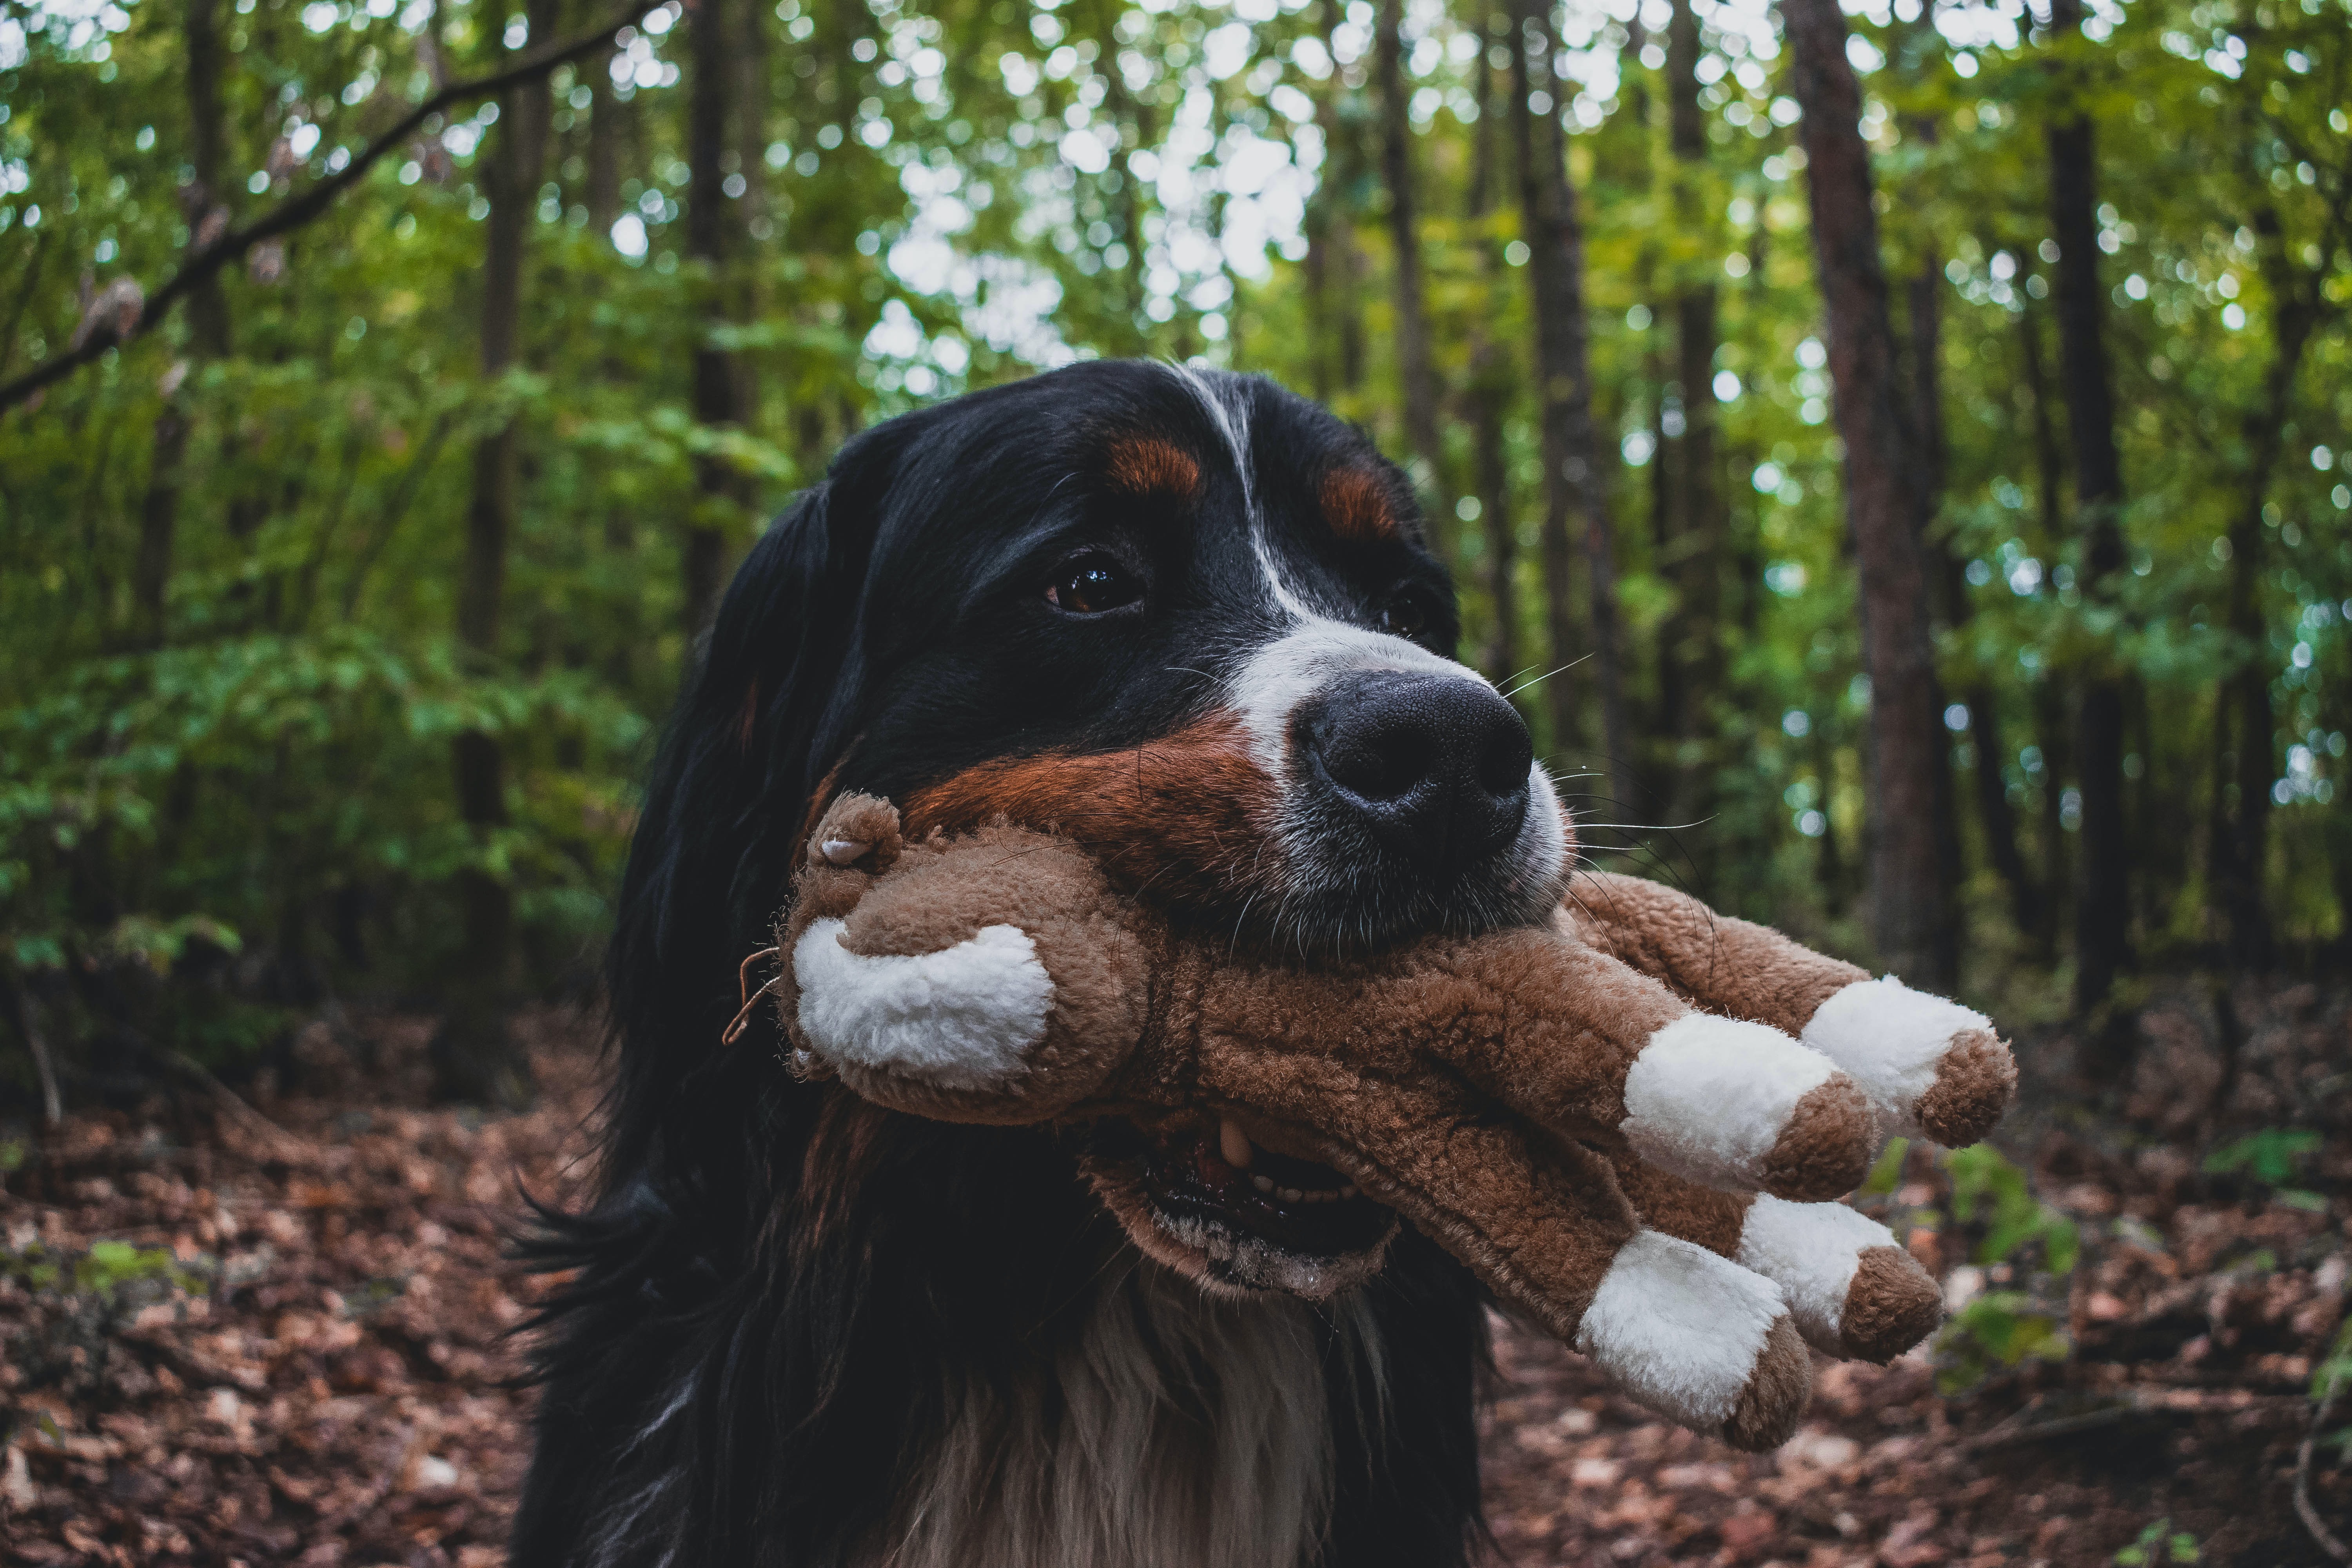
1;0;2350;1559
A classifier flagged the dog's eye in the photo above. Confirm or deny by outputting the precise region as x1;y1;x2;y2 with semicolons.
1046;553;1142;615
1379;594;1432;640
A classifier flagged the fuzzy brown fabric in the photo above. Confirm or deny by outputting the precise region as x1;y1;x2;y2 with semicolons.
773;795;2006;1450
1564;870;1864;1036
1720;1318;1814;1449
1911;1027;2020;1148
1759;1079;1878;1201
1838;1246;1948;1364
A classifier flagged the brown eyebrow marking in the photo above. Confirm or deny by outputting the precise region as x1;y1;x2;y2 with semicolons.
1103;434;1203;499
1320;465;1399;542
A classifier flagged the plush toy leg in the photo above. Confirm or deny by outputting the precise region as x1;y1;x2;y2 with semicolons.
1610;1153;1943;1365
1798;978;2014;1146
1423;930;1878;1201
1566;871;2016;1148
1192;1062;1815;1451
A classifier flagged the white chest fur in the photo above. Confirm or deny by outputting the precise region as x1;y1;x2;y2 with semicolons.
870;1263;1381;1568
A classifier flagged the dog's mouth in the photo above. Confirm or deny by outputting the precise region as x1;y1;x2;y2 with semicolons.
1078;1111;1400;1299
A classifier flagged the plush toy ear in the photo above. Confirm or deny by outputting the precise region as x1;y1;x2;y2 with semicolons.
776;805;1153;1123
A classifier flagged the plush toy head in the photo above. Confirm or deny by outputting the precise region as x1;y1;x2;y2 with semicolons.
775;794;2013;1450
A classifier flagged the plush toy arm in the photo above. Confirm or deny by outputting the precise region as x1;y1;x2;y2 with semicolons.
1204;923;1878;1202
1565;871;2015;1146
1608;1151;1942;1365
778;796;1154;1124
1205;1060;1813;1450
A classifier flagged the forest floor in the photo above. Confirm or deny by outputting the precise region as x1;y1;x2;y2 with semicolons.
2;982;2347;1568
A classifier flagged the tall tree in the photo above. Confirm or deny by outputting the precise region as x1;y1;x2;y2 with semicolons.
1304;0;1366;401
2212;183;2348;965
437;0;561;1107
1511;0;1630;808
1464;13;1517;686
1782;0;1956;989
134;0;235;651
1661;0;1724;848
2044;0;2129;1012
1372;0;1447;526
133;0;239;649
2014;259;2071;957
684;0;749;634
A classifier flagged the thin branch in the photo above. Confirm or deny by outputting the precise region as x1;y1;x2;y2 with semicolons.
0;0;662;415
2301;1374;2352;1564
8;981;64;1128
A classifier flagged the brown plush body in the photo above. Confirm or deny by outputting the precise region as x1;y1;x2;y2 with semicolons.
777;795;2014;1450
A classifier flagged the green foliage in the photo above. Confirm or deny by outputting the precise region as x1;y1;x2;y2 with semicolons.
1859;1135;1911;1199
2114;1518;2201;1566
1935;1146;2080;1394
2;0;2349;1104
2203;1126;2322;1183
1938;1289;2074;1395
1947;1144;2082;1275
1;1238;207;1302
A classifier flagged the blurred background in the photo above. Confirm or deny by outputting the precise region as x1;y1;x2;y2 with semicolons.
2;0;2348;1096
3;0;2352;1558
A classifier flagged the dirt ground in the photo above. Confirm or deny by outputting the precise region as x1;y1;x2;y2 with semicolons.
3;984;2347;1566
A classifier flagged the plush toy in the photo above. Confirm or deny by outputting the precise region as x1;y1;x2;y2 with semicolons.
770;793;2015;1452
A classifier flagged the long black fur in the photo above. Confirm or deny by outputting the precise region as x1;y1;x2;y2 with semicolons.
512;363;1490;1568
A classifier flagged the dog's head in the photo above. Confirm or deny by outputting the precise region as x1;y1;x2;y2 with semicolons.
613;361;1568;1297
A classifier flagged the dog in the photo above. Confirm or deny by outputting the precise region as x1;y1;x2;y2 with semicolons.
513;360;1573;1568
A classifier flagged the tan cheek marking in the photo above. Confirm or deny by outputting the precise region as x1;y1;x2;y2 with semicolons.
1320;466;1399;543
900;711;1279;911
1105;436;1203;500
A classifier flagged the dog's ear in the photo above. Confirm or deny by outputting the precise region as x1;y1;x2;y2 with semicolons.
601;421;920;1191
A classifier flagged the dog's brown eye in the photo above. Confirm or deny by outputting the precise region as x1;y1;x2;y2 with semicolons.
1047;553;1142;615
1379;595;1430;640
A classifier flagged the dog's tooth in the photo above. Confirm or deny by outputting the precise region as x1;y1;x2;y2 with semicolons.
1339;1185;1359;1200
1278;1187;1303;1203
1251;1174;1276;1194
1219;1117;1254;1171
818;838;871;866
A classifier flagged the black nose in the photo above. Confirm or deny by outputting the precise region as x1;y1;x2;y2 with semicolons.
1303;672;1535;878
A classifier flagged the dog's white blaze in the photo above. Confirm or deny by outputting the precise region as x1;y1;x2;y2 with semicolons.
793;918;1054;1090
1619;1014;1840;1191
1575;1229;1788;1430
1801;975;1989;1138
1225;620;1494;781
1167;362;1321;622
1735;1193;1895;1354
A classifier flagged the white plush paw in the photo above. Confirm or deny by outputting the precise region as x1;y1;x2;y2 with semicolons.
1620;1014;1875;1201
793;918;1054;1091
1575;1230;1810;1447
1800;977;2014;1146
1736;1194;1944;1364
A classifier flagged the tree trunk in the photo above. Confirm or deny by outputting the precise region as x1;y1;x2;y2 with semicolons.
1662;0;1723;867
587;47;624;234
684;0;747;635
436;0;558;1108
1511;0;1630;810
1905;200;1967;962
134;0;235;651
1782;0;1955;989
1309;0;1365;399
2213;207;2322;969
1373;0;1446;528
2045;0;2129;1012
1465;26;1516;687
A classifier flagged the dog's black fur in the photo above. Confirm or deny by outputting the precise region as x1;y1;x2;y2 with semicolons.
513;363;1496;1568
